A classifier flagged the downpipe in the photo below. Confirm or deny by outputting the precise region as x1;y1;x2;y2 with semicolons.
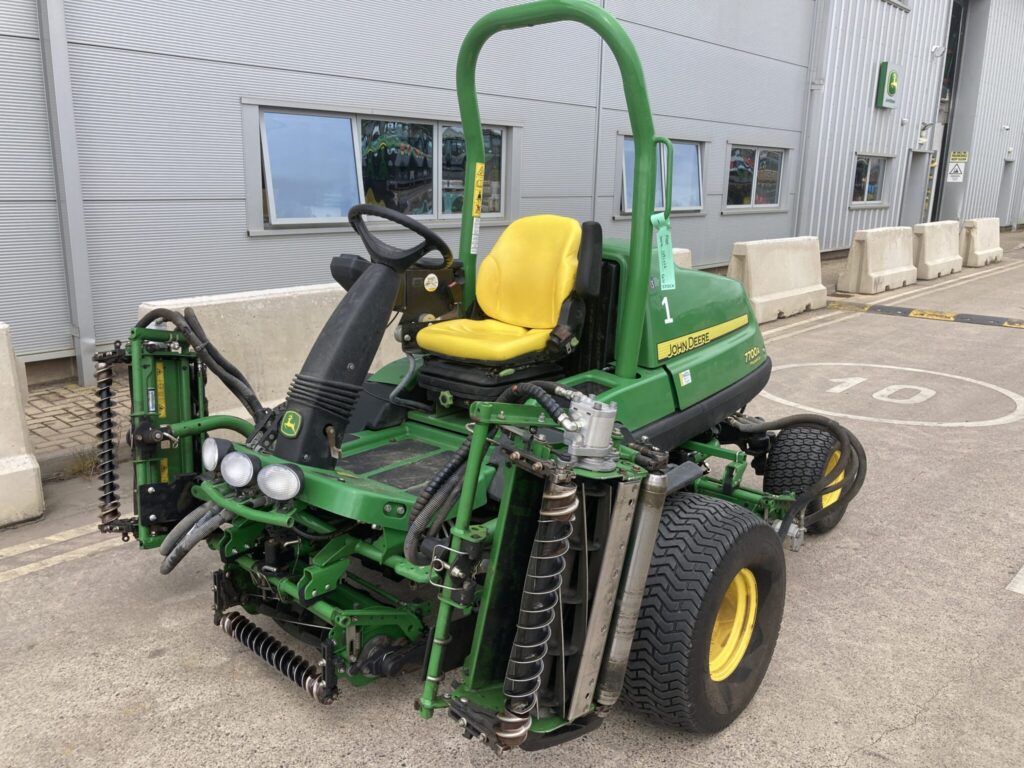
595;471;668;707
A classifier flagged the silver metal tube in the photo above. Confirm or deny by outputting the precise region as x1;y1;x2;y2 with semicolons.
595;471;668;707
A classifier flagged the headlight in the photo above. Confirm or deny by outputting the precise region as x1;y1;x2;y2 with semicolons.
257;464;303;501
220;451;260;488
202;437;234;472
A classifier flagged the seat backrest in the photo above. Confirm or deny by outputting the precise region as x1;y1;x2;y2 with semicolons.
476;215;582;329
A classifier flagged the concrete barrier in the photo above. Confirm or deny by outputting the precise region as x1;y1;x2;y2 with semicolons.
727;236;827;323
960;217;1003;267
0;323;44;527
912;221;963;280
837;226;917;294
673;248;693;269
140;284;404;418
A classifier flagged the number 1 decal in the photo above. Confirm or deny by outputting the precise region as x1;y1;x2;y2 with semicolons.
661;296;674;325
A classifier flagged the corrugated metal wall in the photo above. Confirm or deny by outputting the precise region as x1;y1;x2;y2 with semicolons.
599;0;814;266
0;0;73;357
62;0;604;347
947;0;1024;223
799;0;953;252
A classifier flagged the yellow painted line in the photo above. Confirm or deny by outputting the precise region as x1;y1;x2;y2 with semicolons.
0;523;99;562
658;314;748;360
908;308;957;321
0;538;124;585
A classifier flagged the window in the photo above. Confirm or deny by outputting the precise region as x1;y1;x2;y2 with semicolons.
727;146;784;207
851;155;886;204
621;137;702;213
260;110;361;225
255;106;507;227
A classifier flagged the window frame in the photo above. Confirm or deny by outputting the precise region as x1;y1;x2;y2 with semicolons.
259;106;364;227
618;134;704;216
725;144;786;210
850;154;888;206
244;99;514;234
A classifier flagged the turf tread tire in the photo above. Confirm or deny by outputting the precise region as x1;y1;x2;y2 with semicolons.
763;426;847;533
622;492;785;733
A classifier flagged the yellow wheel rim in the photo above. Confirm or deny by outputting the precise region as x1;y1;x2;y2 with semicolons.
708;567;758;682
821;450;844;508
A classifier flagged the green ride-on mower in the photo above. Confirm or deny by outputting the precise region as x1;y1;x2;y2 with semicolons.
94;0;865;754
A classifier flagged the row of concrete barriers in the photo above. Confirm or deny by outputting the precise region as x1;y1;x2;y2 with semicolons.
728;217;1004;324
0;218;1005;525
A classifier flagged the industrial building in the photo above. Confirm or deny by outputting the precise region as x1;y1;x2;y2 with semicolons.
2;0;1022;383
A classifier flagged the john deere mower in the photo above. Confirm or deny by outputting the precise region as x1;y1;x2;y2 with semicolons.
95;0;865;753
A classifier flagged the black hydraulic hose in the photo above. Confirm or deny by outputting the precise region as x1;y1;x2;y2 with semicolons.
408;381;574;523
183;307;254;391
727;414;867;539
158;501;215;556
404;466;465;564
136;308;264;420
160;507;234;575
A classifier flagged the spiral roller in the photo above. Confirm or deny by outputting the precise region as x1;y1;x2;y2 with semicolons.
219;611;331;703
496;479;577;750
94;355;121;525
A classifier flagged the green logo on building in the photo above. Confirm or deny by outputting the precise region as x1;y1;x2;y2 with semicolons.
876;61;900;109
280;410;302;438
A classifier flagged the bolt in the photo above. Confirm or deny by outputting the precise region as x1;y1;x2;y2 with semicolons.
311;589;318;597
148;514;157;522
384;503;393;513
458;717;468;727
146;486;156;495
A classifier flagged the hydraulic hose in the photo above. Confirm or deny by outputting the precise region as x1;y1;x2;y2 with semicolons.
160;506;234;575
158;501;215;556
136;308;264;421
404;466;465;564
727;414;867;539
405;381;578;561
183;307;254;391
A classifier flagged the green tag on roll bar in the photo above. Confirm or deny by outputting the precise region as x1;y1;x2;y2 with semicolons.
652;211;675;291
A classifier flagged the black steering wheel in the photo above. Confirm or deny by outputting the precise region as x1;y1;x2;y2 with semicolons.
348;204;453;272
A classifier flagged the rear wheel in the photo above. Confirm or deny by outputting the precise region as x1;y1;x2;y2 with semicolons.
763;426;848;534
623;493;786;733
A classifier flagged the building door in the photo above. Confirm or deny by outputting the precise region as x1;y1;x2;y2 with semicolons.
997;160;1016;225
932;0;967;220
900;151;931;227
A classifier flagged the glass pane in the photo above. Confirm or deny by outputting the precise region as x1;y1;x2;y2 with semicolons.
262;111;360;222
441;125;502;214
866;158;884;202
727;147;756;206
755;150;783;205
622;137;664;212
852;156;869;202
361;120;434;215
670;141;702;209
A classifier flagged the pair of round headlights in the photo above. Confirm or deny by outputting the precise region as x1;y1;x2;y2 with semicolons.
201;437;302;501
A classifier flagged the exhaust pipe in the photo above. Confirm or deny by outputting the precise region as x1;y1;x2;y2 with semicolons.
595;471;668;707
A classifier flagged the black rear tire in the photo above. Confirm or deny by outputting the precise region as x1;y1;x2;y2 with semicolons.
763;426;848;534
623;492;785;733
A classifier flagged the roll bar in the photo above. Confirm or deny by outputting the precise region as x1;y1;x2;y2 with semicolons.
455;0;659;379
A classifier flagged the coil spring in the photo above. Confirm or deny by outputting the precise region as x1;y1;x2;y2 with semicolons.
497;480;577;750
95;357;120;524
219;611;330;703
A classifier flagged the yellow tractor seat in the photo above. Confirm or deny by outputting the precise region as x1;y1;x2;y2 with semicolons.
416;214;584;363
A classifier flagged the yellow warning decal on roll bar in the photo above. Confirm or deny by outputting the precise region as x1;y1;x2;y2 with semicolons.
657;314;749;360
472;162;485;217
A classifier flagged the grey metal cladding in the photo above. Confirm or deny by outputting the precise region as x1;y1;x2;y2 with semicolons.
800;0;953;251
0;0;39;39
955;0;1024;222
0;29;69;356
0;202;72;355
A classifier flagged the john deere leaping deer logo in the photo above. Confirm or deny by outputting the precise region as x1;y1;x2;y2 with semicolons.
887;70;898;97
280;410;302;438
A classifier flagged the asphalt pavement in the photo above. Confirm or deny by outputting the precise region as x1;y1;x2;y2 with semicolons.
2;248;1023;767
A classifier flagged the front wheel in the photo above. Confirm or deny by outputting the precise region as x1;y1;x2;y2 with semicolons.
763;426;849;534
623;493;786;733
